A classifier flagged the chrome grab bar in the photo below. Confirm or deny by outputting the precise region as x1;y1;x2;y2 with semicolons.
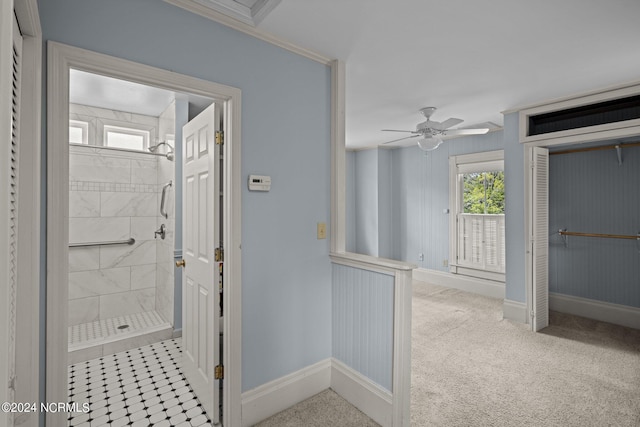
160;180;172;219
69;238;135;248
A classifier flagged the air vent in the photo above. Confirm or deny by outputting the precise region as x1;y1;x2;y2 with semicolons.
528;94;640;136
519;83;640;145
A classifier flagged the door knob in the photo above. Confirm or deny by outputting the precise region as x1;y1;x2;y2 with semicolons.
176;259;186;268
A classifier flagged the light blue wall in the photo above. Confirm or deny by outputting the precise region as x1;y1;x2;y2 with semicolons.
549;144;640;308
349;126;528;305
346;151;356;252
332;264;394;392
355;149;379;256
39;0;332;392
378;149;393;259
503;112;527;303
351;132;504;268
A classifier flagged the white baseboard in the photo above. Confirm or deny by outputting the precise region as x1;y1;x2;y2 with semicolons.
550;293;640;330
503;299;528;323
330;358;393;427
413;268;505;299
241;358;331;427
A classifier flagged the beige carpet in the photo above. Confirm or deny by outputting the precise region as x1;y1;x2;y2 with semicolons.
412;281;640;426
254;282;640;426
254;389;379;427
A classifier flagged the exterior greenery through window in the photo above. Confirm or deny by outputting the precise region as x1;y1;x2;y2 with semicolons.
463;171;505;214
450;151;506;280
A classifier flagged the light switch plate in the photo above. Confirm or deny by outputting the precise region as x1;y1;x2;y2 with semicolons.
317;222;326;239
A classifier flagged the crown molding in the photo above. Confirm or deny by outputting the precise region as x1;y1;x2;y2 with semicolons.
164;0;332;65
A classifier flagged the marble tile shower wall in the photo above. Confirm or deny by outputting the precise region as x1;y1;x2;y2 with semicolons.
68;102;176;329
156;101;176;325
68;145;163;326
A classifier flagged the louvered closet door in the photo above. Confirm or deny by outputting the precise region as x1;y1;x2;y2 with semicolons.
531;146;549;332
6;14;23;406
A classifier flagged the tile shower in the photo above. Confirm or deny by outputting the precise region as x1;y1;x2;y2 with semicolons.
68;102;177;364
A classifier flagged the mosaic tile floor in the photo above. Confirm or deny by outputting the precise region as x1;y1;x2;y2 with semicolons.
68;338;213;426
68;311;169;349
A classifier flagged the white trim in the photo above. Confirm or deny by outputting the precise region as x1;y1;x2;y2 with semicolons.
502;78;640;114
392;269;412;427
330;252;415;275
241;359;331;427
164;0;331;65
413;268;505;300
550;293;640;331
329;255;414;426
330;60;346;253
449;150;505;279
331;359;393;427
450;265;505;283
176;0;281;27
503;299;528;323
518;82;640;146
47;42;243;427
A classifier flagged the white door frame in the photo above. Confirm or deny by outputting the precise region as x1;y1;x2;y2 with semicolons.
46;41;242;427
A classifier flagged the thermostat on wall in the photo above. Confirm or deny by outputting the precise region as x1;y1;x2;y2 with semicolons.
248;175;271;191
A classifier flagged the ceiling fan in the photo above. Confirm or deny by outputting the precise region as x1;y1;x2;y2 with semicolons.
381;107;489;151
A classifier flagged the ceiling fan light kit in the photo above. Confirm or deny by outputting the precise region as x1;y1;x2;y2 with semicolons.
381;107;490;151
417;136;443;151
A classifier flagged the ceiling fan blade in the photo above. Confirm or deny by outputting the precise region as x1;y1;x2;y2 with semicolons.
444;128;490;136
429;118;464;130
381;134;420;144
381;129;416;133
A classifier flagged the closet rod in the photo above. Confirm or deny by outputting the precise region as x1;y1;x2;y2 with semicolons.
550;141;640;156
558;230;639;240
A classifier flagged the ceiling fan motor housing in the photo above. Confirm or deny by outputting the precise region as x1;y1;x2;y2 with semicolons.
419;107;437;119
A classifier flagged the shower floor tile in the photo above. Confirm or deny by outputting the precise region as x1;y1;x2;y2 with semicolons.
68;338;212;427
68;311;169;348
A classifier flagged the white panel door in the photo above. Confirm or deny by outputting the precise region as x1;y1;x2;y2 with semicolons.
181;103;220;423
531;146;549;332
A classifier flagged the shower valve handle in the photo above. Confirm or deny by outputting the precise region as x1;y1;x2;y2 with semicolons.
176;259;186;268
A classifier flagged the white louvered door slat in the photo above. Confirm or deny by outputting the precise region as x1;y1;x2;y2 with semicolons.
531;147;549;332
6;15;23;409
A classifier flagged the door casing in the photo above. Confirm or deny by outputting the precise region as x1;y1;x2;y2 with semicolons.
46;41;242;427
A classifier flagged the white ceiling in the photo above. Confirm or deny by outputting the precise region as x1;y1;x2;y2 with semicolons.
69;69;213;117
256;0;640;149
70;70;176;116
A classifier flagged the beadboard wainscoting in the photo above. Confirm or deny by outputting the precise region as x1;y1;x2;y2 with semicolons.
330;253;414;427
241;253;413;427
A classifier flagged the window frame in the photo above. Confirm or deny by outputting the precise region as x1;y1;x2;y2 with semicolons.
449;150;505;282
68;119;89;144
102;124;150;151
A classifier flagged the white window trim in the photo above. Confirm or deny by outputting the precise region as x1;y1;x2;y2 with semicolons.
69;119;88;144
102;124;150;151
449;150;505;282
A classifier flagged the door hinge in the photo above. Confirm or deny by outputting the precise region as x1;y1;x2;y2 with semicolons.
215;364;224;380
215;248;224;262
215;131;224;145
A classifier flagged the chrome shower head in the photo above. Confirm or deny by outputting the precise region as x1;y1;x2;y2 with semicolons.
149;141;174;161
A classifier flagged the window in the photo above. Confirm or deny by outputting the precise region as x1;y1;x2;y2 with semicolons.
103;125;149;151
68;105;157;153
69;120;88;144
449;151;505;281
